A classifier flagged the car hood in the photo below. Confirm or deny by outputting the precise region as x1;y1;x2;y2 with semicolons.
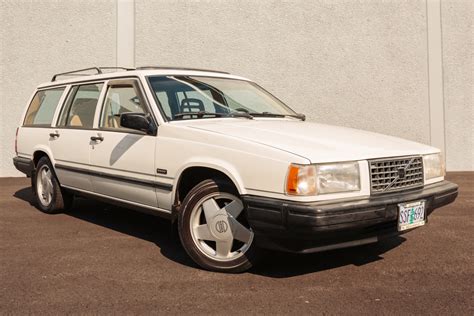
185;119;437;163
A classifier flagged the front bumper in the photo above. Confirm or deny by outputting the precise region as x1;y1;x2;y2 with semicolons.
242;180;458;253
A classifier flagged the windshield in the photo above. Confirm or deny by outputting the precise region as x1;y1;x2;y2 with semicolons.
147;75;297;121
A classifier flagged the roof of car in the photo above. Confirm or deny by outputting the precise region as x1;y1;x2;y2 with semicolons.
37;67;251;89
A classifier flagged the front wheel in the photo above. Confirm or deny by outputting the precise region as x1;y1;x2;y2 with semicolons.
178;179;258;273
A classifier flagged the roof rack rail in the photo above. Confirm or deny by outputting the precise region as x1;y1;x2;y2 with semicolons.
136;66;229;74
51;66;229;82
51;66;135;82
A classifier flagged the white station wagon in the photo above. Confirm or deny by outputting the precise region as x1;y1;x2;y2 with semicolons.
14;66;458;272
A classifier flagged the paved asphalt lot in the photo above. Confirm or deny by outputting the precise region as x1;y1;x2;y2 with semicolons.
0;173;472;314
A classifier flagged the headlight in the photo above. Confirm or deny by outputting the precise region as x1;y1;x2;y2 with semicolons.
315;162;360;194
423;153;445;180
286;162;360;196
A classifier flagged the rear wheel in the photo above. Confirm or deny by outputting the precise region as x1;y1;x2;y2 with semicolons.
178;179;258;273
33;157;73;214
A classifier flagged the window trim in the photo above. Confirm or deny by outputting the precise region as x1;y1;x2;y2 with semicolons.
22;86;67;127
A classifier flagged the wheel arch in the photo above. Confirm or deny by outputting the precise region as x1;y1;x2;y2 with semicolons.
32;145;55;167
33;150;49;167
172;162;246;218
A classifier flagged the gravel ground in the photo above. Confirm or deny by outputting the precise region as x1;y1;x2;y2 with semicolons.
0;173;472;314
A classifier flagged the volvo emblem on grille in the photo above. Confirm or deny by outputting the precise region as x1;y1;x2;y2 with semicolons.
397;167;406;179
215;220;228;233
381;157;417;192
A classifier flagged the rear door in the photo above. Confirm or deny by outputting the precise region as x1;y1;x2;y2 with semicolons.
89;79;158;208
50;82;104;191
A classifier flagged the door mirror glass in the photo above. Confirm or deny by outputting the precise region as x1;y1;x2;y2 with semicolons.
120;112;155;134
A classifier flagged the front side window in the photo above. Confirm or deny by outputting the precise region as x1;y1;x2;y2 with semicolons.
148;76;296;121
58;83;103;128
23;87;65;126
100;83;147;129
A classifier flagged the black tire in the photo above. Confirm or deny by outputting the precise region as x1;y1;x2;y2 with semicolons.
33;156;73;214
178;179;259;273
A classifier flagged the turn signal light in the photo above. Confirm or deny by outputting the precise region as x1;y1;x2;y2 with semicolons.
286;164;317;196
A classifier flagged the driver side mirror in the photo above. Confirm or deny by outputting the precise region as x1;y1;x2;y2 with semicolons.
120;112;157;135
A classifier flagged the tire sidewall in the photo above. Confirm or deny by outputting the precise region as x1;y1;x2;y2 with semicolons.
178;179;257;273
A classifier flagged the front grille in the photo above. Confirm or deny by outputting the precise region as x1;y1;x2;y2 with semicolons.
369;156;424;194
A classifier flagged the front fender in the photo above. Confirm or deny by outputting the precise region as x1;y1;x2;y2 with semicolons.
173;158;247;195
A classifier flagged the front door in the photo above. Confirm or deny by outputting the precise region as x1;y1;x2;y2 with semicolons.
89;79;158;208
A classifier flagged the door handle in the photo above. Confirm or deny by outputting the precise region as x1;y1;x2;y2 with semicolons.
49;132;60;138
90;136;104;142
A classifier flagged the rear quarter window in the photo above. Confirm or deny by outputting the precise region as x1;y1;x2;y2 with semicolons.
23;87;65;126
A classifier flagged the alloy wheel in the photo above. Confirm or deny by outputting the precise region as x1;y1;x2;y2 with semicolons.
189;192;254;262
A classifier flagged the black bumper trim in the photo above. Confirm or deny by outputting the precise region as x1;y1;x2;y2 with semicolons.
13;157;34;177
242;180;458;253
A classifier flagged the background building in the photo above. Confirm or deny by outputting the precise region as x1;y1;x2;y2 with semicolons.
0;0;472;176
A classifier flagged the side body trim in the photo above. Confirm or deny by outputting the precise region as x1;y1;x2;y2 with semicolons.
62;184;172;219
55;163;173;191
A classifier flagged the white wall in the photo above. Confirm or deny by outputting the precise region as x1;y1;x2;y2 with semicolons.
0;0;472;176
136;0;431;144
0;0;117;176
442;0;474;171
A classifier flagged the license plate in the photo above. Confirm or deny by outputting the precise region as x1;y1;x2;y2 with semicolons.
398;200;426;231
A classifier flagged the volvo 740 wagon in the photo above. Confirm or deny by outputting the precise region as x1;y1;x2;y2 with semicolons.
13;66;458;272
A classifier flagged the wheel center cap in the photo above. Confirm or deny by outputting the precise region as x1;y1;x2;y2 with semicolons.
215;220;228;234
210;214;232;240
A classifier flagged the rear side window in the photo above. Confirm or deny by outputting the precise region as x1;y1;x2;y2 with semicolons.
58;83;103;128
23;88;65;126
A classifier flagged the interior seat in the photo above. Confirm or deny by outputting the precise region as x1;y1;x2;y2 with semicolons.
181;98;205;113
68;98;98;128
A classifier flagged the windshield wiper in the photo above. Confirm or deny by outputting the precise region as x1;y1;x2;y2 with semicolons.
248;112;306;121
228;112;254;119
174;111;253;120
174;111;226;119
174;111;304;121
